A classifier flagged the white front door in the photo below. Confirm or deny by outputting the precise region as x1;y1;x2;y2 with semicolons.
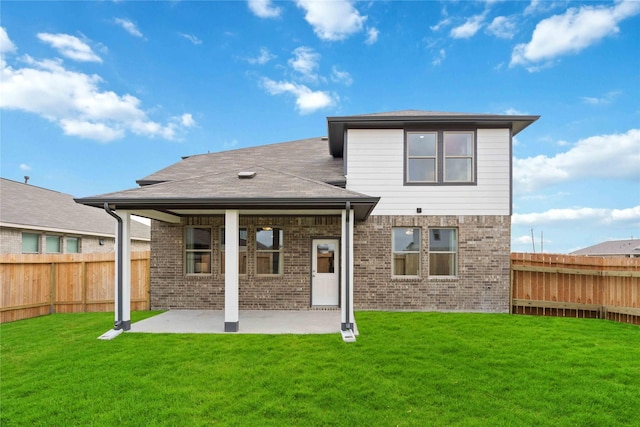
312;239;340;306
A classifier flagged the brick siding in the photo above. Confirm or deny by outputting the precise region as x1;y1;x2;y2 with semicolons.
150;215;342;310
150;214;510;313
353;215;511;313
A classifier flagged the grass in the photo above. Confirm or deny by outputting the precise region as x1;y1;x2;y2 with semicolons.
1;312;639;426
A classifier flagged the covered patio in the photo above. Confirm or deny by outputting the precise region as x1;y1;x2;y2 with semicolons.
126;310;358;335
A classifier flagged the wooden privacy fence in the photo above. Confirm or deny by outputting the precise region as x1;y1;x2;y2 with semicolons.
511;253;640;325
0;251;150;323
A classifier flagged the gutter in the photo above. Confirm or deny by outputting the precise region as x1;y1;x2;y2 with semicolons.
104;203;126;331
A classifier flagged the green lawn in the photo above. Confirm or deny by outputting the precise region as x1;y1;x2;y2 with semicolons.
1;312;639;426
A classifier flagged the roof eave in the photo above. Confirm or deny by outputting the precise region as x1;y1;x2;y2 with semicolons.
75;196;381;220
327;114;540;157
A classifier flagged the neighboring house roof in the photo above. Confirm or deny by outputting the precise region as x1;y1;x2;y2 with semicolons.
570;239;640;257
326;110;540;157
138;137;344;186
0;178;150;240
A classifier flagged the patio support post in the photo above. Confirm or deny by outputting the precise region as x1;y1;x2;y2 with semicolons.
105;205;131;331
341;206;355;331
224;210;240;332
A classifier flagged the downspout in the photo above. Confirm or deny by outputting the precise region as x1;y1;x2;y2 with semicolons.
104;203;124;330
344;201;352;331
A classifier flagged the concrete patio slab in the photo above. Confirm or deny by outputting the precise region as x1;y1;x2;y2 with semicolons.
128;310;358;335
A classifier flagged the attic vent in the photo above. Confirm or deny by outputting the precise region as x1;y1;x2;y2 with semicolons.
238;171;256;179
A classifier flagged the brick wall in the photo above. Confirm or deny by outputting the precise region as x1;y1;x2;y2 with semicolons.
150;214;510;313
150;215;342;310
353;215;511;313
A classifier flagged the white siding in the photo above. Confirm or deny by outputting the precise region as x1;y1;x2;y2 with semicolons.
345;128;511;215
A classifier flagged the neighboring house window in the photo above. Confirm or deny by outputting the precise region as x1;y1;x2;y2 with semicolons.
220;228;248;274
45;235;61;253
66;237;80;253
185;227;212;274
256;227;283;275
392;228;421;276
429;228;457;276
406;131;475;184
22;233;39;253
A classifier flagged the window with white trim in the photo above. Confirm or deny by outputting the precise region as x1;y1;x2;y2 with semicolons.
256;227;283;275
221;228;248;274
406;131;475;184
45;235;61;253
22;233;39;253
429;228;457;276
185;227;212;274
66;237;80;253
392;227;421;276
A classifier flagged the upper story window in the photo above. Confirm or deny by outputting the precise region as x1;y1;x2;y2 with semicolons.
406;130;475;185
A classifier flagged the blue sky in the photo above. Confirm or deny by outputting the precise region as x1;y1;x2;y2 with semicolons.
1;0;638;254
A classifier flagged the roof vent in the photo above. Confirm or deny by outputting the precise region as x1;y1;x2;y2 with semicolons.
238;171;257;179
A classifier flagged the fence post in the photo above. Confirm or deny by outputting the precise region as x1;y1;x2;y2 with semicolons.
49;262;56;314
82;260;87;312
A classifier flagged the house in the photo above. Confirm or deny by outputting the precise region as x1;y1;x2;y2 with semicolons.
0;177;150;254
76;110;539;332
571;239;640;258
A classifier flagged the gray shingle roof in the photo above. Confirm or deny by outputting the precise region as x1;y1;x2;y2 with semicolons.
0;178;150;240
570;239;640;256
138;137;344;186
76;165;379;219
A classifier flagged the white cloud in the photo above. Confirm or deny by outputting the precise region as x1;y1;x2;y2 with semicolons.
581;90;621;105
60;119;125;141
178;113;195;128
450;13;486;39
114;18;144;38
504;107;528;115
246;47;275;65
513;129;640;193
19;163;31;171
261;77;335;114
430;18;452;32
248;0;282;18
511;1;640;68
513;206;640;225
295;0;366;41
37;33;102;63
432;49;446;66
486;16;517;39
0;27;17;55
331;66;352;86
0;33;194;142
365;27;379;45
289;46;320;81
179;33;202;45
